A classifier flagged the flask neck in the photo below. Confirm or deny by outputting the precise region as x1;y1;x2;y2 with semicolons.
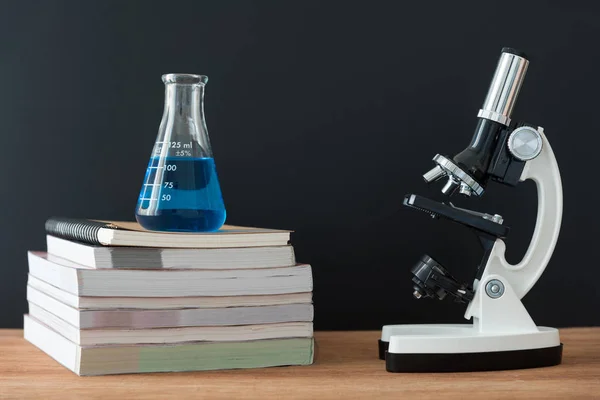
163;83;205;121
158;79;212;158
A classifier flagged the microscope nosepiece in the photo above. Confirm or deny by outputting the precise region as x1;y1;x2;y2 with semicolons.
424;154;484;197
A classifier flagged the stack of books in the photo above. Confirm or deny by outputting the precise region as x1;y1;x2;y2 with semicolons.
24;218;314;376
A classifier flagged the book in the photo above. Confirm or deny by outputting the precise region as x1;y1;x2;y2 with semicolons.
28;252;313;297
45;218;291;248
28;275;313;309
28;304;313;345
24;315;314;376
46;235;295;269
27;287;314;329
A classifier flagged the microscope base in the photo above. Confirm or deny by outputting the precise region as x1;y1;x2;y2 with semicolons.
379;324;562;372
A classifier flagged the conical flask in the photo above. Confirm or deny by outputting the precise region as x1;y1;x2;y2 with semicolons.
135;73;226;232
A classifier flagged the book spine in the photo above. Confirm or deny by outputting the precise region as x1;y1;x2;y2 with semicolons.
45;217;112;245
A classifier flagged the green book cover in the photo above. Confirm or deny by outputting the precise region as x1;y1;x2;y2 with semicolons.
24;315;314;376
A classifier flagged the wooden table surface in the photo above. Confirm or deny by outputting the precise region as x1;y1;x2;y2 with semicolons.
0;328;599;399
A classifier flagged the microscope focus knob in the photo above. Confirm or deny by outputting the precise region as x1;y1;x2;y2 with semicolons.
507;126;543;161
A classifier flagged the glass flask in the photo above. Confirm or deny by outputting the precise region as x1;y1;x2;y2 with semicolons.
135;73;226;232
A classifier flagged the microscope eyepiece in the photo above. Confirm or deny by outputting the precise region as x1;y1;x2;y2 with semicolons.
479;49;529;126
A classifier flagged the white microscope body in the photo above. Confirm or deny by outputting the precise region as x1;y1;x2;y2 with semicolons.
381;48;563;372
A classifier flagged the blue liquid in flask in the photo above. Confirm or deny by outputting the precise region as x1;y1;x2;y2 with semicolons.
135;157;226;232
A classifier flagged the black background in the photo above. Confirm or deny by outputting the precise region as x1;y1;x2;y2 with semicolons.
1;0;599;329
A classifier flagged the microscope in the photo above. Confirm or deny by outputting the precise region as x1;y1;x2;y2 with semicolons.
380;48;563;372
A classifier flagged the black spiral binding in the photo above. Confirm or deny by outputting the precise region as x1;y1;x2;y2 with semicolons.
45;217;117;245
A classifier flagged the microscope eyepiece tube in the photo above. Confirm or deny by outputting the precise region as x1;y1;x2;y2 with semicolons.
478;48;529;126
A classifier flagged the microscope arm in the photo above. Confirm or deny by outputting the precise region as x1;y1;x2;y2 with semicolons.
470;129;563;301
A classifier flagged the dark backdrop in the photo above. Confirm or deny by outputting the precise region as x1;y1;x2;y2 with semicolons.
1;0;599;329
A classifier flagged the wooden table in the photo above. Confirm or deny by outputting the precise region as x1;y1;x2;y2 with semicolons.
0;328;599;399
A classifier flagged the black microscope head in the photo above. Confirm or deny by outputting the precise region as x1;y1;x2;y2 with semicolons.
422;47;530;198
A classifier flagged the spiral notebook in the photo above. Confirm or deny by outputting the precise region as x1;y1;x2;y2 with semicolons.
45;217;291;248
